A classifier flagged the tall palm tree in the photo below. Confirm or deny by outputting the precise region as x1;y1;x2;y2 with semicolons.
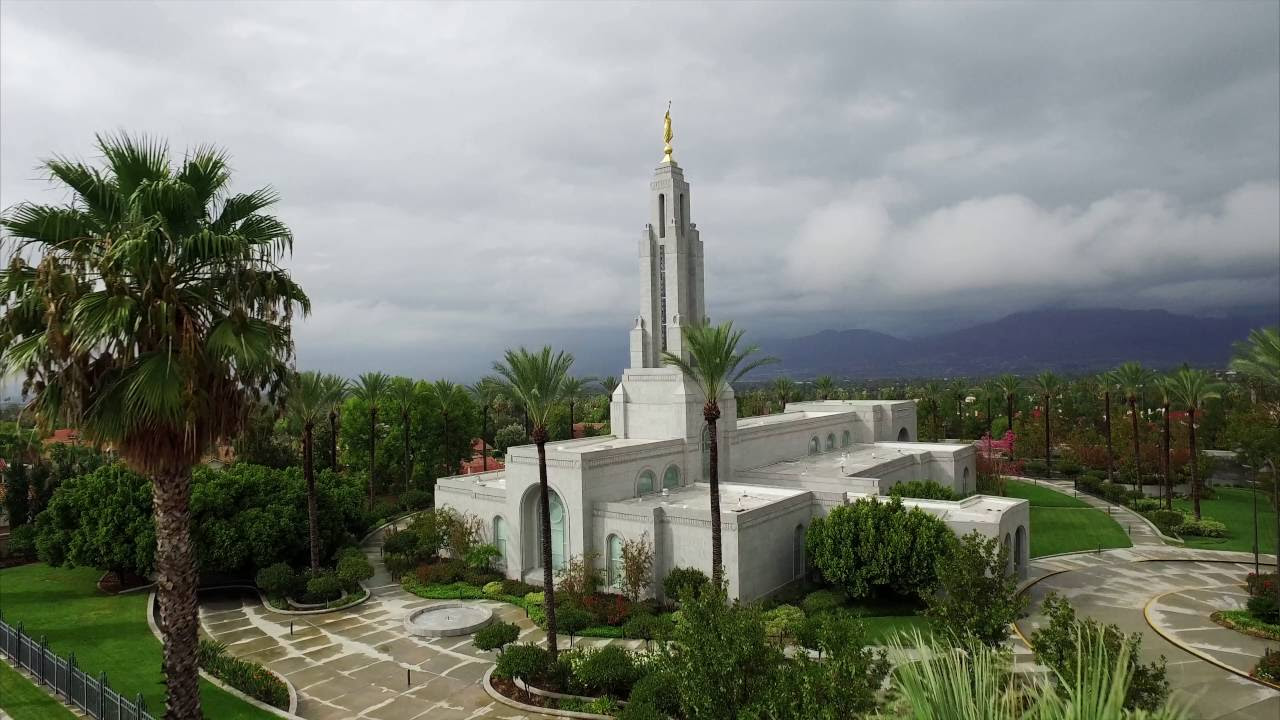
947;378;968;437
561;376;592;437
1109;362;1153;491
663;322;775;589
428;379;466;477
352;371;390;510
770;376;795;412
287;371;329;571
814;375;836;401
0;133;308;719
597;375;621;399
1027;372;1063;478
389;377;417;493
1092;374;1115;482
1153;374;1175;510
493;346;575;659
1231;327;1280;416
469;377;502;472
322;374;349;471
920;380;945;441
1166;367;1223;520
973;379;1002;435
995;374;1021;435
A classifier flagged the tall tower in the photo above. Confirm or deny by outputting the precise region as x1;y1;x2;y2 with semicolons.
629;110;706;368
613;108;735;468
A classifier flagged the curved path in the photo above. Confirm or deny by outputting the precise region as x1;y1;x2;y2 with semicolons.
1012;479;1280;719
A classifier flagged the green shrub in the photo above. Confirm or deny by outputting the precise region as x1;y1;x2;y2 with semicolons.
482;580;505;596
493;643;550;686
1246;594;1278;624
198;639;289;709
501;579;539;597
1024;459;1047;476
384;554;416;579
889;479;956;501
382;529;419;557
465;543;501;570
1246;572;1277;597
254;562;297;600
1175;517;1227;538
1255;650;1280;683
1099;482;1127;504
1129;498;1162;513
617;700;666;720
663;566;709;601
558;605;596;638
335;550;374;591
1077;475;1103;494
622;613;673;643
418;558;466;585
1058;461;1082;478
398;489;433;511
573;645;640;697
305;571;344;602
627;668;680;718
1147;509;1184;535
473;621;521;652
524;591;545;606
926;531;1026;647
763;604;806;640
6;523;37;558
805;496;956;601
800;588;845;616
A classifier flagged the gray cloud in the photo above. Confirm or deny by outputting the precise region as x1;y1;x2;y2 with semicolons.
2;1;1277;381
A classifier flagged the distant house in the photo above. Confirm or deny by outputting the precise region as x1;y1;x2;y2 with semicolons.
572;422;607;439
43;428;81;446
459;438;503;475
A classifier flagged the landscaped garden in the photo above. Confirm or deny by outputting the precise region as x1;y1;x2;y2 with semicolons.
0;564;278;719
1171;487;1278;554
1003;479;1134;557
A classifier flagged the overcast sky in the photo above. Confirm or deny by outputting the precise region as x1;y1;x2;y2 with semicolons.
2;1;1277;380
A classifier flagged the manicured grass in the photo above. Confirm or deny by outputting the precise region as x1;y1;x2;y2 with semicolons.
0;660;76;720
1005;479;1091;508
1028;506;1133;557
1212;610;1280;641
1172;487;1278;554
0;564;276;719
859;614;933;643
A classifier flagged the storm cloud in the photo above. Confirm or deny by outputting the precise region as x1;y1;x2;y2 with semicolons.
2;1;1277;379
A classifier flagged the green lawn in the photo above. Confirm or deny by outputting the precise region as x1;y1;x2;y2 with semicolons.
1005;479;1091;508
1028;506;1133;557
0;660;76;720
859;614;933;643
0;564;275;719
1173;487;1278;554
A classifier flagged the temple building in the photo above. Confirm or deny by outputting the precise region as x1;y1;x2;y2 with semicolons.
436;113;1029;601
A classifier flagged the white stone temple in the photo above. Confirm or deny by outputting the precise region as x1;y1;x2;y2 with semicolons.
436;117;1029;601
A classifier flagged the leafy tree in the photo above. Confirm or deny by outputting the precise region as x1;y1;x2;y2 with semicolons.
1166;367;1224;520
473;621;520;653
1108;362;1154;489
926;531;1026;646
0;133;309;717
749;613;889;720
663;321;775;587
2;459;30;528
1027;372;1064;477
805;496;956;601
351;372;391;510
494;423;528;456
620;533;655;602
34;464;156;578
232;403;293;469
1031;593;1169;712
493;345;575;659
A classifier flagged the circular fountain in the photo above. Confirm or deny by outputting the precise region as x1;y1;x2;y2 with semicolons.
404;603;494;638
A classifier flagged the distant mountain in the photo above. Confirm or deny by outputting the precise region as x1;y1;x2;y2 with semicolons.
754;308;1277;379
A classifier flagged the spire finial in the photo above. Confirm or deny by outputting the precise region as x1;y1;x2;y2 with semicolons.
662;101;674;163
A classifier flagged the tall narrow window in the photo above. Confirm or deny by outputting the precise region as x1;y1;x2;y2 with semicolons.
607;535;623;588
493;516;507;569
679;193;686;233
658;245;667;351
658;194;666;238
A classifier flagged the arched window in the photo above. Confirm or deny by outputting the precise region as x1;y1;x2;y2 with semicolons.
825;433;836;451
658;194;666;238
663;465;681;489
1015;525;1026;576
897;427;911;442
962;466;971;495
637;469;656;495
808;436;820;455
528;488;567;571
607;535;623;588
493;516;507;569
841;430;851;448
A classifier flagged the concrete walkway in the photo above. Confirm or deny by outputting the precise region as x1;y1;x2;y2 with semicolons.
1148;584;1279;679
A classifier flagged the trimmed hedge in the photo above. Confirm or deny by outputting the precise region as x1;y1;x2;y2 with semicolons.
198;640;289;710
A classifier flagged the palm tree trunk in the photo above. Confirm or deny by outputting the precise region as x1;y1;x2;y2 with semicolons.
1162;403;1172;510
481;406;489;472
403;410;411;493
305;422;320;571
442;412;450;476
569;401;575;439
1189;408;1201;520
1044;395;1053;478
986;397;993;434
329;409;339;470
533;427;558;660
153;469;200;720
1104;391;1113;482
1130;398;1141;493
1006;394;1015;435
705;403;723;589
368;409;377;511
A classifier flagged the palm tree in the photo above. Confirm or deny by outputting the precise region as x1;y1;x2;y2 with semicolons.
814;375;836;401
1109;362;1153;491
322;375;350;471
352;371;390;510
561;376;592;438
597;375;621;399
663;322;775;588
1093;374;1115;482
493;346;575;659
770;376;795;412
1153;375;1175;510
1027;372;1063;478
0;133;308;719
286;371;330;571
1230;326;1280;389
947;379;968;437
469;377;502;472
972;379;1002;435
389;377;417;493
995;374;1021;435
920;380;945;441
1166;367;1223;520
428;379;466;477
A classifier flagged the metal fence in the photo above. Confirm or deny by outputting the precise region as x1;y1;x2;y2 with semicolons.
0;611;156;720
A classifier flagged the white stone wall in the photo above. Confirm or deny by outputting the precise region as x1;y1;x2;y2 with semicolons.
732;495;815;601
730;413;858;471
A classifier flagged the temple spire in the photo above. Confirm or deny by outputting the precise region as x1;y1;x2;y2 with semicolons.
662;101;674;164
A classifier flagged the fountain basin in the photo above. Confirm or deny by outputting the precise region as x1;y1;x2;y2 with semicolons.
404;603;494;638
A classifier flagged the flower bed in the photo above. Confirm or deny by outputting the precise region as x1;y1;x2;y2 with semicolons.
198;639;290;710
1210;610;1280;641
